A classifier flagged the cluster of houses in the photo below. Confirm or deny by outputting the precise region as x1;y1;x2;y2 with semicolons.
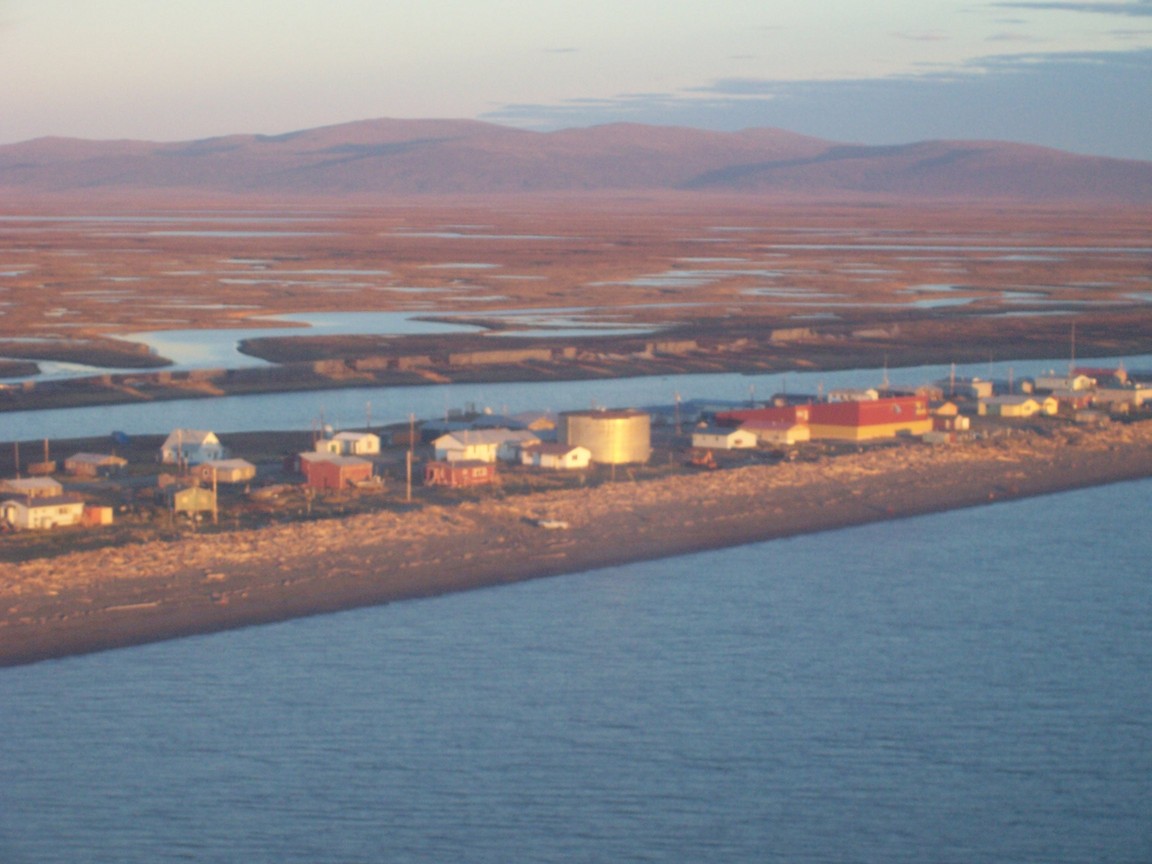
687;366;1150;452
2;363;1146;531
0;472;115;531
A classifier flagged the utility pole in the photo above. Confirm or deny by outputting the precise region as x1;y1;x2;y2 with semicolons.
406;449;413;503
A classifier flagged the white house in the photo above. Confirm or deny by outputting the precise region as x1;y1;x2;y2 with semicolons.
160;429;224;465
1;493;85;530
433;429;538;463
740;421;811;446
691;426;758;450
316;431;381;456
520;443;592;470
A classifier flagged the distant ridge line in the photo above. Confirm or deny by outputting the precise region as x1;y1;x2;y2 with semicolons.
2;118;1150;202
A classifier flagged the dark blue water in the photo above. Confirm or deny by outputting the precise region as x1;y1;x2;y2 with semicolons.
2;480;1151;863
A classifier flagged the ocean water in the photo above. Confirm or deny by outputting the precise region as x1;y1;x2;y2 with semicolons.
1;480;1151;864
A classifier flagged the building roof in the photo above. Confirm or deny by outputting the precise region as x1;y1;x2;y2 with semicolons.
331;431;379;442
561;408;648;420
982;395;1043;406
693;425;752;437
522;442;589;456
201;458;256;471
66;452;127;466
1;477;63;491
738;419;807;430
1;492;84;509
300;453;372;467
436;428;539;448
162;429;218;446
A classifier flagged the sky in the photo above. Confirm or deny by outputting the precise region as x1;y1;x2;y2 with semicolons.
2;0;1150;159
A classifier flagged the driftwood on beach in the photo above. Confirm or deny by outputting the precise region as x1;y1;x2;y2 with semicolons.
2;421;1150;667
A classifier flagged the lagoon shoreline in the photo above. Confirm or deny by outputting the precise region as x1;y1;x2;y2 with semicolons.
2;421;1151;668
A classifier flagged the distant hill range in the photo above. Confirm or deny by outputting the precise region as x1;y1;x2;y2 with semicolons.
2;118;1151;202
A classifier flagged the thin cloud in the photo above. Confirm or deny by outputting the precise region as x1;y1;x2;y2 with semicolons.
484;48;1152;161
891;31;951;42
994;1;1152;16
986;31;1047;41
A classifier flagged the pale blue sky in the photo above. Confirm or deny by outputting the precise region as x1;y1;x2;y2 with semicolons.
2;0;1150;158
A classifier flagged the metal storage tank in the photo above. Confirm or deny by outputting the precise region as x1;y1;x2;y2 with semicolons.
559;409;651;464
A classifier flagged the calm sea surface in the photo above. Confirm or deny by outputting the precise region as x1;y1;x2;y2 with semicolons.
1;479;1150;863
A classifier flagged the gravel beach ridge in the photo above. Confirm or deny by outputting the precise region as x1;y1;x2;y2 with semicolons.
2;421;1150;667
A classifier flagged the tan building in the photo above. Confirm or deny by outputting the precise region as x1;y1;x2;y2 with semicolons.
196;459;257;485
64;453;128;478
0;477;64;498
978;395;1058;418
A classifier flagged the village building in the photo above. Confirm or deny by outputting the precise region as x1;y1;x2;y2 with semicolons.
511;411;558;433
519;443;593;470
0;477;64;498
715;405;811;428
1032;373;1095;393
1047;389;1095;412
433;429;538;463
691;426;758;450
1;493;86;530
1093;384;1152;410
81;505;114;527
424;460;498;488
298;453;374;491
164;484;217;516
1075;366;1127;386
740;420;811;446
63;452;127;478
496;431;542;462
882;384;945;401
930;400;961;417
315;431;381;456
419;419;474;443
196;459;257;485
806;397;933;441
932;414;971;432
978;395;1059;418
160;429;224;465
827;387;879;402
936;376;995;401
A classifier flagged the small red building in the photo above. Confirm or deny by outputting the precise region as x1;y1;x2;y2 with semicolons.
299;453;374;490
424;460;497;488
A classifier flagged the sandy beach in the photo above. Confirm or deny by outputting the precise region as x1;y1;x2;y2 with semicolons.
2;420;1150;667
